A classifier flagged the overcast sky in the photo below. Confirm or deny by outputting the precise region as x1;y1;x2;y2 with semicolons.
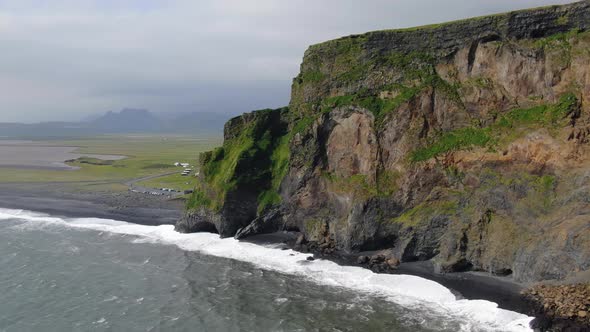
0;0;576;123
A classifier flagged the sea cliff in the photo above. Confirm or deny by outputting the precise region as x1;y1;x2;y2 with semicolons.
178;2;590;329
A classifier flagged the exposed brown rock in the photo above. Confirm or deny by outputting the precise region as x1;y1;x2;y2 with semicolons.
282;4;590;283
524;283;590;330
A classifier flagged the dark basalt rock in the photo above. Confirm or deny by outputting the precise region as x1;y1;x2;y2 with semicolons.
175;208;219;234
357;255;369;265
363;254;400;273
234;209;283;240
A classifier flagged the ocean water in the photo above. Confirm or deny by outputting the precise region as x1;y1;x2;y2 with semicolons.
0;208;533;332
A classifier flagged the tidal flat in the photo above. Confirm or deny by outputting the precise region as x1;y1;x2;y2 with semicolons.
0;141;125;170
0;135;220;185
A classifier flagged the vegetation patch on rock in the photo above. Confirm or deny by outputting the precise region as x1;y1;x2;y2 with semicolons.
410;93;580;162
187;107;289;213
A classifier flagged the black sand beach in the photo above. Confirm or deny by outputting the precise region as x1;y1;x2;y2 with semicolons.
243;234;531;315
0;183;182;225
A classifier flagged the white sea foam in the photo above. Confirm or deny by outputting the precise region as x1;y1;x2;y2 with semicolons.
0;207;533;332
102;296;119;303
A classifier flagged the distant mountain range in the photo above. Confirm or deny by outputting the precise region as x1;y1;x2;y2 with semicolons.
0;109;234;138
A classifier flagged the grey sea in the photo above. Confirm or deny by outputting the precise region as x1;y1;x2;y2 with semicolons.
0;208;532;332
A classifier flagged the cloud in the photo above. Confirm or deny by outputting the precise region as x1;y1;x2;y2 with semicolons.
0;0;576;122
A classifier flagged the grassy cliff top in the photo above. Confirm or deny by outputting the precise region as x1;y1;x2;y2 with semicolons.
290;1;589;109
304;0;589;60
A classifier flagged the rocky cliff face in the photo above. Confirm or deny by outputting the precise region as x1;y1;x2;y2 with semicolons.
177;108;289;237
178;1;590;284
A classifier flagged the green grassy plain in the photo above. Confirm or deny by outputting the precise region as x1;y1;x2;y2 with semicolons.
137;173;199;192
0;135;221;192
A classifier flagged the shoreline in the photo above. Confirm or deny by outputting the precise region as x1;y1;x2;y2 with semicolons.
0;184;533;317
0;183;182;225
243;233;531;315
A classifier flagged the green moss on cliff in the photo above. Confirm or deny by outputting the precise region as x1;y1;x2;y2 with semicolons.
291;115;316;135
323;170;400;199
411;93;579;162
376;170;400;197
185;189;212;210
391;201;458;226
294;35;368;88
301;70;326;83
533;28;580;50
304;218;327;239
320;91;419;123
529;29;585;67
187;108;289;213
323;173;377;199
257;133;291;213
314;83;427;125
199;128;255;207
499;93;577;128
411;127;492;162
516;174;557;214
297;48;464;126
479;168;557;216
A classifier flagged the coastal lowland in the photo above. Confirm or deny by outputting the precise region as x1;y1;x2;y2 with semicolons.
0;134;220;224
